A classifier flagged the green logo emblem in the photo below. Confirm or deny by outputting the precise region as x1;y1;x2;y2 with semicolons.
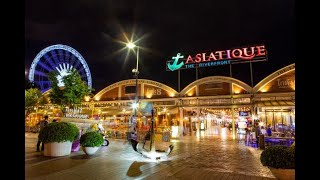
167;53;184;71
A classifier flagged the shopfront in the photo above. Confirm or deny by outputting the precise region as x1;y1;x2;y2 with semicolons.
53;63;295;140
253;63;295;135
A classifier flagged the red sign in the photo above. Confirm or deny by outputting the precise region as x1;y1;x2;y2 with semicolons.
185;45;266;63
166;45;267;71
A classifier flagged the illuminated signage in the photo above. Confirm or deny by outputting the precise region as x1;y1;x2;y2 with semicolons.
239;111;250;116
65;114;89;119
166;45;267;71
277;78;295;89
64;108;89;119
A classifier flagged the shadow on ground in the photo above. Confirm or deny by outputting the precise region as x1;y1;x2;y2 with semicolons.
126;161;149;177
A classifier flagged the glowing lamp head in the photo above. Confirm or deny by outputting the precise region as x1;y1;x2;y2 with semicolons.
234;90;240;94
126;42;136;49
84;96;90;102
132;102;139;109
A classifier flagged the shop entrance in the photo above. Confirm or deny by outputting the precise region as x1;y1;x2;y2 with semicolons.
182;107;252;137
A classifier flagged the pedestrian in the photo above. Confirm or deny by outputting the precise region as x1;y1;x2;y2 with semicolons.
260;126;267;135
255;123;261;146
36;115;49;152
130;128;138;151
267;124;272;136
245;127;251;146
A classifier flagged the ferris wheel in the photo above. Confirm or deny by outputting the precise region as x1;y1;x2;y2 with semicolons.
28;44;92;93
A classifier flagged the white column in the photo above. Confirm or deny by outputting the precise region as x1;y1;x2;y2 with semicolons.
232;106;236;140
118;87;121;99
197;103;200;134
141;82;144;99
196;85;200;134
179;107;184;137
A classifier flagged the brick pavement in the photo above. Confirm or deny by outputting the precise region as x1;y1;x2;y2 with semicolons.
25;132;278;180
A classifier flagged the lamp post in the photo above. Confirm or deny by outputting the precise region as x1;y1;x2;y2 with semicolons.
34;106;38;126
126;42;139;117
126;42;140;142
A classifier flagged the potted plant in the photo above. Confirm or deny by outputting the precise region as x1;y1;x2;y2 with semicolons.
260;145;295;180
38;122;79;157
80;131;104;155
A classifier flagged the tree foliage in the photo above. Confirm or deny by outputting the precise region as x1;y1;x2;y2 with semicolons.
25;88;42;108
48;69;93;107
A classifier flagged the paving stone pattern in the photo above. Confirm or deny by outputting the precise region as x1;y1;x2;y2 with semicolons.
25;131;277;180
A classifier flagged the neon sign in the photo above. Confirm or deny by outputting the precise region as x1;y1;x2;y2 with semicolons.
167;53;184;71
166;45;267;71
64;107;89;119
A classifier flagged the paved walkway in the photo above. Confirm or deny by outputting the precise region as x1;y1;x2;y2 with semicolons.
25;131;277;180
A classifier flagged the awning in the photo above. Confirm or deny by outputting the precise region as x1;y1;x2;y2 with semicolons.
256;100;295;107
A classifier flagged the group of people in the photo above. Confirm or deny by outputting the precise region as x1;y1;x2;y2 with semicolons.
244;122;273;147
246;122;272;137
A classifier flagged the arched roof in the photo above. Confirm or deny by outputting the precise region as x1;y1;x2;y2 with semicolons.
42;89;51;96
253;63;295;93
180;76;252;95
94;79;178;100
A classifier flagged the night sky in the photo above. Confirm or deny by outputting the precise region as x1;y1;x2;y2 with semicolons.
25;0;295;93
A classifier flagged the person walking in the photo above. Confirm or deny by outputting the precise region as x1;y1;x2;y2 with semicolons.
36;115;49;152
130;128;139;152
267;124;272;136
260;126;267;135
255;123;261;147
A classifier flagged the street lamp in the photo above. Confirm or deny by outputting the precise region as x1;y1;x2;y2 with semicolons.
126;42;139;118
126;41;140;143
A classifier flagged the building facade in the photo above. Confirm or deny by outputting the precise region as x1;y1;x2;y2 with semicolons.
78;64;295;137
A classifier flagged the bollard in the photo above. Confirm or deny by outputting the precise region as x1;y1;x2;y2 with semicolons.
259;134;265;149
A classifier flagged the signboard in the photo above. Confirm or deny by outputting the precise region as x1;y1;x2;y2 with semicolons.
166;45;267;71
65;113;89;119
64;107;89;119
239;111;250;116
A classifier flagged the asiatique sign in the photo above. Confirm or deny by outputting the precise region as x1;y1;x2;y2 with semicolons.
166;45;267;71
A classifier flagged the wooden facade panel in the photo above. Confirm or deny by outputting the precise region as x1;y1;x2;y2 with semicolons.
120;84;140;100
260;71;295;93
198;82;230;96
99;87;119;101
233;84;248;94
144;84;171;99
184;87;196;97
